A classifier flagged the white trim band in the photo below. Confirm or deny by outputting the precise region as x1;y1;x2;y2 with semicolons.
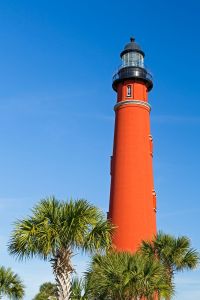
114;100;151;111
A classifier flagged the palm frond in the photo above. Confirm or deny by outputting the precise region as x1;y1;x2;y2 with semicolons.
85;251;173;300
0;266;25;299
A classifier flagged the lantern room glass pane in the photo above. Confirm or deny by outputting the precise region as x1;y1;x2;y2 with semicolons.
122;52;144;68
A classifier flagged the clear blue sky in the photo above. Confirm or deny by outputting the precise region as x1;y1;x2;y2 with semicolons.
0;0;200;299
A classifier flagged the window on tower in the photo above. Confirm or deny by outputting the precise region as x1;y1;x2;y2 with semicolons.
149;134;153;156
127;85;132;97
152;190;157;212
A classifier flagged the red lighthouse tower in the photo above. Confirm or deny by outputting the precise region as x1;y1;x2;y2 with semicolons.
109;37;157;252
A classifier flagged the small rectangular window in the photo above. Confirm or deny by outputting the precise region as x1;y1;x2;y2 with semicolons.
127;85;132;97
110;156;113;175
149;135;153;157
152;190;157;212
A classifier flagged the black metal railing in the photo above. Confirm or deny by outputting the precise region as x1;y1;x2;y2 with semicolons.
112;65;153;91
113;66;153;82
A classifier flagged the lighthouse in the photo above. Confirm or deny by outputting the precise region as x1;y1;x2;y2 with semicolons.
109;37;157;252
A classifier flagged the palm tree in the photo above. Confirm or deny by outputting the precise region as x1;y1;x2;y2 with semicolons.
0;266;25;299
71;277;88;300
8;197;114;300
140;231;200;298
33;282;57;300
85;251;173;300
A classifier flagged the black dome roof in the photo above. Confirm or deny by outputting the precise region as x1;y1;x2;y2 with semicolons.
120;37;145;57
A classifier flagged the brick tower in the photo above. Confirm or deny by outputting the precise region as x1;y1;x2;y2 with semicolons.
109;37;157;252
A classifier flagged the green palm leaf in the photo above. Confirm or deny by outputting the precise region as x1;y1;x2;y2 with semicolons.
140;231;200;299
8;197;114;300
86;251;173;300
0;266;25;299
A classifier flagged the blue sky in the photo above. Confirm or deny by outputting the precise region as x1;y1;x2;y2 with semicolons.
0;0;200;299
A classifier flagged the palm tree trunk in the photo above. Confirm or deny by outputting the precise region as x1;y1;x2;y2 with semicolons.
165;266;173;300
51;248;74;300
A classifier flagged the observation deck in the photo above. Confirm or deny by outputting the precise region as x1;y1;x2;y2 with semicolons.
112;63;153;92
